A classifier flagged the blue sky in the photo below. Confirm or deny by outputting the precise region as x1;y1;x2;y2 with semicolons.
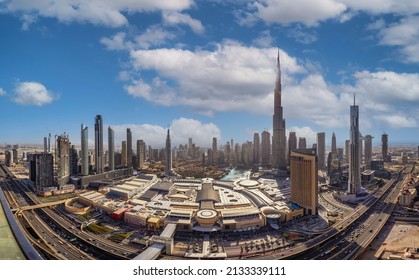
1;0;419;149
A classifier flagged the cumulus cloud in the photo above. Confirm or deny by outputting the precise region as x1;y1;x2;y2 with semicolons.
373;114;417;128
13;81;55;106
251;0;346;27
100;32;129;51
135;25;176;49
108;118;221;148
127;41;305;115
252;30;274;47
0;87;6;96
162;11;205;34
2;0;194;28
376;16;419;63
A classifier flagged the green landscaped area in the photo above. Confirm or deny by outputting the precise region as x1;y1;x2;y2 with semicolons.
109;231;133;243
86;223;113;235
0;201;25;260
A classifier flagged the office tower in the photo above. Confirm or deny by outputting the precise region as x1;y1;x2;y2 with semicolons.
188;138;193;158
212;137;218;165
331;132;337;153
81;124;89;176
364;135;373;169
298;137;307;149
345;139;350;162
94;115;104;174
121;141;127;167
127;128;132;168
5;150;12;167
317;132;326;170
48;133;51;153
290;148;318;216
272;51;287;170
225;141;231;165
348;97;361;195
253;132;260;164
29;153;54;192
288;131;297;165
382;133;389;162
69;145;79;176
261;131;271;167
165;129;172;175
337;148;344;160
137;139;145;170
56;133;70;187
43;137;48;153
12;149;18;164
108;126;115;171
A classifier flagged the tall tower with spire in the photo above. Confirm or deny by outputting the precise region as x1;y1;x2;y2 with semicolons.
348;95;361;195
165;129;172;175
272;50;287;170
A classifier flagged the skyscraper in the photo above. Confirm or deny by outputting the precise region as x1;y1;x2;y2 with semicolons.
272;51;287;170
348;97;361;195
126;128;132;168
382;133;389;162
29;153;54;192
317;132;326;170
108;126;115;171
364;135;373;169
331;132;337;154
56;133;70;187
212;137;218;165
298;137;307;149
165;129;172;175
261;131;271;167
69;145;78;176
121;141;127;167
81;124;89;176
94;115;104;174
288;131;297;166
137;139;145;170
43;137;48;153
290;148;318;216
345;139;350;162
253;132;260;164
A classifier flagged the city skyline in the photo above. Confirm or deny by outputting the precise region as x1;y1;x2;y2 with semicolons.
1;1;419;147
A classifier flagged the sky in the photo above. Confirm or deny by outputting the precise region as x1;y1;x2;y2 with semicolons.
1;0;419;149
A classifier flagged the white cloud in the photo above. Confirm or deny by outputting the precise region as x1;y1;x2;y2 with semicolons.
3;0;194;28
127;41;306;114
162;11;205;34
373;114;417;128
252;30;274;47
251;0;346;27
135;25;176;49
0;87;6;96
376;16;419;63
286;25;318;44
108;118;221;148
13;81;55;106
100;32;129;51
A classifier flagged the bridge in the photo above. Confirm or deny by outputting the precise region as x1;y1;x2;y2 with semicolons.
12;198;69;214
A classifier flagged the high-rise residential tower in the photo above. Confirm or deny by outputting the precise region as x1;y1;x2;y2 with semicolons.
56;133;70;187
165;129;172;175
261;131;271;167
212;137;218;165
331;132;337;154
364;135;373;169
317;132;326;170
382;133;389;162
137;139;145;170
126;128;132;168
272;51;287;170
94;115;104;174
121;141;127;167
288;131;297;166
108;126;115;171
81;124;89;176
290;148;318;216
348;97;361;195
298;137;307;149
253;132;260;164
